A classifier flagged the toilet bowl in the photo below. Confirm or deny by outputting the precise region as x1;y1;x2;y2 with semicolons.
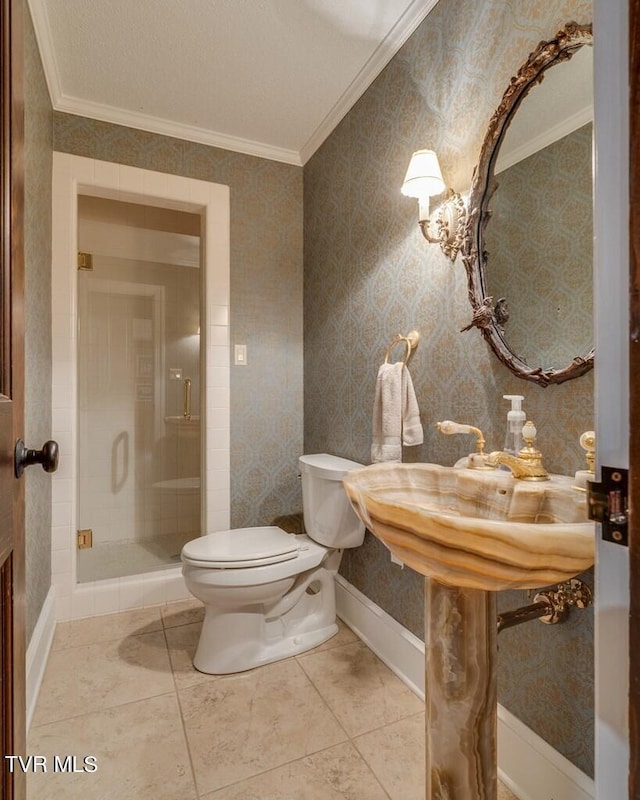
181;453;365;674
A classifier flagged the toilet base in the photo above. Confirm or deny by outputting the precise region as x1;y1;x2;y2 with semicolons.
193;619;338;674
191;563;340;674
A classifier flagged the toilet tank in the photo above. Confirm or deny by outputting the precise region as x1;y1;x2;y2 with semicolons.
298;454;366;549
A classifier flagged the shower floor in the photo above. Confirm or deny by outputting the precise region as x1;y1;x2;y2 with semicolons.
77;531;197;583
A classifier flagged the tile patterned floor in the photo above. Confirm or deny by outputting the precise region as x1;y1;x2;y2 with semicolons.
28;600;518;799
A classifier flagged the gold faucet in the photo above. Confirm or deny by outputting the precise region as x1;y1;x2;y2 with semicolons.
487;420;549;481
435;420;494;470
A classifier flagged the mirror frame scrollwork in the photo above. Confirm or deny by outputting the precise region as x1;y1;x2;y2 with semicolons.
460;21;594;387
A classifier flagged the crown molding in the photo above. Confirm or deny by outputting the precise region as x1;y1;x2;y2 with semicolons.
27;0;63;107
299;0;440;164
53;94;303;166
495;105;594;174
29;0;439;167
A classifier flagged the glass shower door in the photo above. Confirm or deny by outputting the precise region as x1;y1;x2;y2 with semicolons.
77;197;201;583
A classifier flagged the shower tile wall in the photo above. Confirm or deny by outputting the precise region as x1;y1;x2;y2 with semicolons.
304;0;594;778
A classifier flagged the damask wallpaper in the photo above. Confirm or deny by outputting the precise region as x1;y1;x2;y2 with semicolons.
24;2;53;644
304;0;594;777
52;115;304;537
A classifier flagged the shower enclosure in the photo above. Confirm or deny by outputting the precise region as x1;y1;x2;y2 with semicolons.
76;196;202;582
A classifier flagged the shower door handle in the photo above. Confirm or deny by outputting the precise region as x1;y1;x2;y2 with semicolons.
14;438;59;478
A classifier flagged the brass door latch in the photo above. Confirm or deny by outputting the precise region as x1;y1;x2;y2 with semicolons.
77;529;93;549
587;466;628;546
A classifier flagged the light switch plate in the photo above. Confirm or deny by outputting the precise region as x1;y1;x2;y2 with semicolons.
234;344;247;366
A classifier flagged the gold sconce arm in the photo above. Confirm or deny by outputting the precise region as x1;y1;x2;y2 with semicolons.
418;190;467;261
402;150;467;262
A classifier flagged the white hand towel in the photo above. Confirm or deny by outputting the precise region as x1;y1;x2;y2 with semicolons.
401;367;423;447
371;362;423;463
371;362;403;463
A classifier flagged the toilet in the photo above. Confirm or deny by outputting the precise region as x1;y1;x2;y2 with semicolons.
181;453;366;674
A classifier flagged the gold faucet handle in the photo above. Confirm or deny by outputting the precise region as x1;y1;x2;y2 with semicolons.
522;420;536;446
579;430;595;473
519;420;543;460
437;420;474;436
436;420;486;456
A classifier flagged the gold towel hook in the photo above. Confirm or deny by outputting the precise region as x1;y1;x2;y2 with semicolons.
384;330;420;365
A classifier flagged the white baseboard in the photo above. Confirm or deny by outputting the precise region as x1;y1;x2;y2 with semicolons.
334;575;595;800
26;586;57;731
497;704;595;800
334;574;425;698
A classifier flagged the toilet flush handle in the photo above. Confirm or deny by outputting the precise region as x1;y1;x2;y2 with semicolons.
14;438;59;478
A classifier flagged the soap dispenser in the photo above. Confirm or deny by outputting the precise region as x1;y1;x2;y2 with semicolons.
503;395;525;457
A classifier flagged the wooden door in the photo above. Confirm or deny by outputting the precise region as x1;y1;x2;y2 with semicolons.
630;0;640;796
0;0;25;797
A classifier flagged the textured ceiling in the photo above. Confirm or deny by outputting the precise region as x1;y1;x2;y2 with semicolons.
29;0;438;164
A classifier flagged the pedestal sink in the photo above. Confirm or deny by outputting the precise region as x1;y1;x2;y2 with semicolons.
343;463;594;800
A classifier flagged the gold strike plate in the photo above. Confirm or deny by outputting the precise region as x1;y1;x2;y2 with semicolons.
77;251;93;271
77;529;93;549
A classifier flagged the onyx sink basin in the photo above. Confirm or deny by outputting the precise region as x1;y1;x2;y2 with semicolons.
343;463;594;591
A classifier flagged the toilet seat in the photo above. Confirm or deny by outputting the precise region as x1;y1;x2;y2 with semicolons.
181;526;301;569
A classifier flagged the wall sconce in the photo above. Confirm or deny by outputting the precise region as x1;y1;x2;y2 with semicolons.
401;149;466;261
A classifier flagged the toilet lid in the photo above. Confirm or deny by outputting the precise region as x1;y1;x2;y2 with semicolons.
181;526;300;568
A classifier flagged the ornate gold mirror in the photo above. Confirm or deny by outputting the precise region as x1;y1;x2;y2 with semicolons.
461;22;593;386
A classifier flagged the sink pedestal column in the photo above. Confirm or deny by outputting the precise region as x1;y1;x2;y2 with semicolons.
425;578;497;799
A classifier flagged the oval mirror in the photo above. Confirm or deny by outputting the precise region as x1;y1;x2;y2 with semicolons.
461;22;593;386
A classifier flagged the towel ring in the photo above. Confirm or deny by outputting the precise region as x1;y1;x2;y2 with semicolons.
384;330;420;365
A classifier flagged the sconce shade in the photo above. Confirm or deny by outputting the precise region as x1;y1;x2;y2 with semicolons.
401;150;446;198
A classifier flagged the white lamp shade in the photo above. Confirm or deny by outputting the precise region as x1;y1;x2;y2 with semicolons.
401;150;445;198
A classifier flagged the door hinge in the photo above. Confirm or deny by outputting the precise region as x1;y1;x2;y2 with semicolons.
587;466;628;546
77;529;93;549
77;251;93;271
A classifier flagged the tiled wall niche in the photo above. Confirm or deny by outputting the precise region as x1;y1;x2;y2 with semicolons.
51;153;230;620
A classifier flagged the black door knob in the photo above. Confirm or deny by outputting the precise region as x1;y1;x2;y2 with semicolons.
14;439;59;478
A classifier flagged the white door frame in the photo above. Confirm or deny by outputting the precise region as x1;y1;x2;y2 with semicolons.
51;154;231;620
593;0;630;796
